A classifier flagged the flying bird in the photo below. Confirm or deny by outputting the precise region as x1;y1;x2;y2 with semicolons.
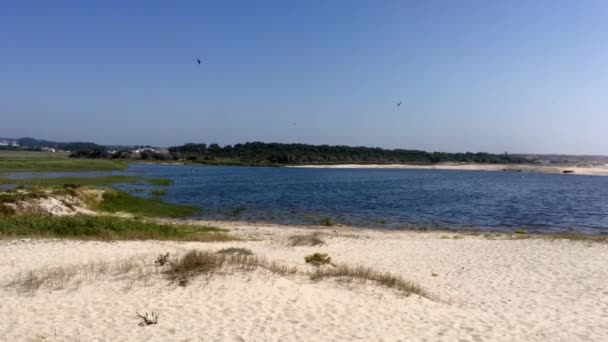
196;58;201;64
397;101;403;107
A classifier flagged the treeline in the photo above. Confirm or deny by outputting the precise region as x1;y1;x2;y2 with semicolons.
70;141;531;165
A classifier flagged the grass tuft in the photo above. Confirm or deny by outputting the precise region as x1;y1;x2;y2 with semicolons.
288;232;325;246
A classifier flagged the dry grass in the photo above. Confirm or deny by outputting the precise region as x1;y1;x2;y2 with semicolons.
216;247;254;256
5;257;152;292
5;250;428;298
310;265;428;298
164;250;297;286
288;232;325;246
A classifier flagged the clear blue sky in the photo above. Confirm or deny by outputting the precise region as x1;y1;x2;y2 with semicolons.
1;1;607;154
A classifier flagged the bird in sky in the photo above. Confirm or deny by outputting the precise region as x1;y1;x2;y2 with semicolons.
196;58;201;64
397;101;403;107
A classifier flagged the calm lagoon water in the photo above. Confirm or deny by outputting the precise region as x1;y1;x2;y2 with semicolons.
9;163;608;234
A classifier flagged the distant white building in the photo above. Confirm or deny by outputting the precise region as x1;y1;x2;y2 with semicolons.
0;139;19;146
41;147;56;152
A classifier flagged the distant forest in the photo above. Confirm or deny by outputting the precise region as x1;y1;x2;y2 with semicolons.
70;142;531;165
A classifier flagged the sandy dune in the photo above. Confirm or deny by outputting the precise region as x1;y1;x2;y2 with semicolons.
1;222;607;341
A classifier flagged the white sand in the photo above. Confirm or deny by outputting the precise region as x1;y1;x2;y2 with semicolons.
288;163;608;176
1;222;607;341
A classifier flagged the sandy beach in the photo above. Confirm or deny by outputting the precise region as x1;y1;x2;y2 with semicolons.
1;221;607;341
288;163;608;176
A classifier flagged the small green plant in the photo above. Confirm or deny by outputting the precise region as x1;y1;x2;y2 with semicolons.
136;311;159;326
155;253;170;266
514;228;529;234
319;217;334;226
303;215;315;222
216;247;253;256
305;253;332;267
232;207;245;216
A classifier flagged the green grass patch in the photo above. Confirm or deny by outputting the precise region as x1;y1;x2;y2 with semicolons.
147;178;173;186
150;189;168;196
94;189;198;218
0;215;232;241
0;151;126;172
0;175;141;187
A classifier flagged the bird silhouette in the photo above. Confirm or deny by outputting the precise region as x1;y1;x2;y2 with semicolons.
397;101;403;107
196;58;201;64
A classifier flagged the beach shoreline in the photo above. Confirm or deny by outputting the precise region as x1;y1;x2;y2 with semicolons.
287;163;608;176
1;220;607;341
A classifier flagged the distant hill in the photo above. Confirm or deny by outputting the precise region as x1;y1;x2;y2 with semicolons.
1;137;103;152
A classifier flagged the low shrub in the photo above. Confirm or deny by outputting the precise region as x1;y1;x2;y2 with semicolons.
304;253;331;267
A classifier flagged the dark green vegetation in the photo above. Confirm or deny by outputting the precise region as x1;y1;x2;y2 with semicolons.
0;215;232;241
70;142;531;165
0;150;126;172
94;189;198;218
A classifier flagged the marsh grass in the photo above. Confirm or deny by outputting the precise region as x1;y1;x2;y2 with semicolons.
0;175;141;187
147;178;173;186
310;265;427;297
512;232;608;242
0;215;233;241
94;189;198;218
288;232;325;246
0;151;127;173
150;189;168;196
